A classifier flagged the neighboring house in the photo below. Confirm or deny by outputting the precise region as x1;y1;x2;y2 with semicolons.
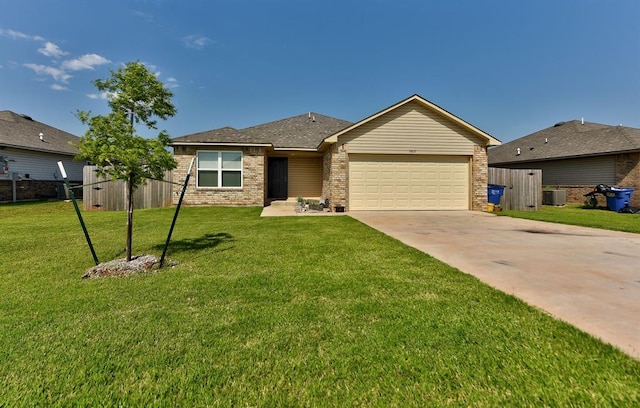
170;94;501;211
488;120;640;207
0;111;84;202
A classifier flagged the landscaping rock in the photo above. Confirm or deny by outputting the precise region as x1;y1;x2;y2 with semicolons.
82;254;164;279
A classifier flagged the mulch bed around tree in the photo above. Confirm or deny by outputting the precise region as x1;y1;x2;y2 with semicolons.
82;255;168;279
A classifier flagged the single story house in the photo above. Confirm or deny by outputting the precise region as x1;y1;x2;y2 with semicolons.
488;120;640;207
0;111;84;202
170;94;501;211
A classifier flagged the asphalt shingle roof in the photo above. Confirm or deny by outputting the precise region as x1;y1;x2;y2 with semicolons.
0;110;80;155
171;112;352;149
489;120;640;165
170;126;259;145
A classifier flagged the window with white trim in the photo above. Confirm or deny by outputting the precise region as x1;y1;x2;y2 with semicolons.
197;151;242;188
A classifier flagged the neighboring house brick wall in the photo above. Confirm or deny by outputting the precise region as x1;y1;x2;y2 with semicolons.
544;183;639;208
616;152;640;207
173;146;265;206
559;186;601;206
471;145;488;211
0;179;81;202
0;147;84;202
523;153;640;208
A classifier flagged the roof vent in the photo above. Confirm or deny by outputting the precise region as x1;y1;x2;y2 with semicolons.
553;121;565;127
20;114;34;121
516;148;521;156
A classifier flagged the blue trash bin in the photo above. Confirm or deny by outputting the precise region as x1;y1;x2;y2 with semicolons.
605;188;634;212
488;184;505;205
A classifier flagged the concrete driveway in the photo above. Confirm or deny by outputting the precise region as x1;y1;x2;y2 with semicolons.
349;211;640;359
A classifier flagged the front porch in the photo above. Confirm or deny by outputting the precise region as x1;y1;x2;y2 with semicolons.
265;151;325;202
260;199;346;217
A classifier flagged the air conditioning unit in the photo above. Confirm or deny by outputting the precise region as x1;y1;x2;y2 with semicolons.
542;190;566;206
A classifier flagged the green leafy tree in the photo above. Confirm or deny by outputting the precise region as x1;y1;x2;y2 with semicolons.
76;61;177;262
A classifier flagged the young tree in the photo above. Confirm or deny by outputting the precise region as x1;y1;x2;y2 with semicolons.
76;61;177;262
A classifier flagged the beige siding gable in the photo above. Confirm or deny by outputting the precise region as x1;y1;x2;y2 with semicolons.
339;101;484;155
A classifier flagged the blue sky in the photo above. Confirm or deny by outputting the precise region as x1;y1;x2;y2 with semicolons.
1;0;639;142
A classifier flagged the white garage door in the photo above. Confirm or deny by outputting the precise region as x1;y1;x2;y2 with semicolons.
349;155;470;210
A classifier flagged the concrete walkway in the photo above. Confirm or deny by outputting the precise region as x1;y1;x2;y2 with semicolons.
349;211;640;359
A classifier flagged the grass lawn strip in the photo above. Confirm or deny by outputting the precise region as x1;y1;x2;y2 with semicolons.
0;202;638;406
499;204;640;234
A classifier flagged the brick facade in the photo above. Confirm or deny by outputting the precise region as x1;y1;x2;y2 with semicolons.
321;143;348;210
173;146;265;206
471;145;488;211
174;142;492;212
173;142;491;211
321;148;331;205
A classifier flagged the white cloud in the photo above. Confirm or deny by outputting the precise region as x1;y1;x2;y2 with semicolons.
61;54;110;71
0;28;44;41
6;28;112;91
38;42;68;58
183;35;214;50
87;91;112;100
24;63;72;83
166;77;179;88
133;10;156;24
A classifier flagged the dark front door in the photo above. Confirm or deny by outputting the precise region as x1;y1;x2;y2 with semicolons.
268;157;288;199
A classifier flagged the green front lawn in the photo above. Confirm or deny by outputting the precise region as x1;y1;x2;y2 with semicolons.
500;204;640;233
1;202;638;406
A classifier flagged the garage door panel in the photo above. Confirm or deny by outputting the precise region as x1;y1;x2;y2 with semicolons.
349;155;469;210
453;185;466;193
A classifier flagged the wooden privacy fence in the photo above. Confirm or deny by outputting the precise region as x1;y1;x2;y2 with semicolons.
83;166;173;211
488;168;542;211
